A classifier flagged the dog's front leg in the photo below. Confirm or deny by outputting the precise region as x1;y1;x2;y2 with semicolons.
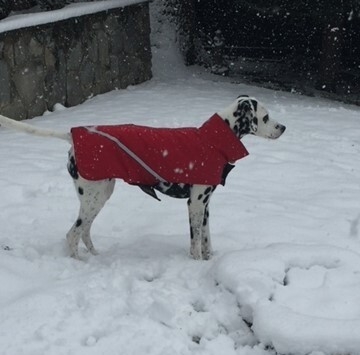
188;185;213;260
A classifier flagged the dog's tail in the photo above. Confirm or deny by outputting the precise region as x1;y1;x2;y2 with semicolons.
0;114;71;143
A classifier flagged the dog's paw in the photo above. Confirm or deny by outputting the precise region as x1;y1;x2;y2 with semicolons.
68;246;81;260
190;248;203;260
202;251;212;261
88;248;99;256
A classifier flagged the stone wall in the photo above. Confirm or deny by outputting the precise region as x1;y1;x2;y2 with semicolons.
0;2;152;120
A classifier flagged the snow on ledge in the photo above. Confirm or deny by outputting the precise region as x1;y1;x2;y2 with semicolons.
0;0;149;34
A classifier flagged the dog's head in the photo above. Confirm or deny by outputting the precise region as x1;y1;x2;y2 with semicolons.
220;95;286;139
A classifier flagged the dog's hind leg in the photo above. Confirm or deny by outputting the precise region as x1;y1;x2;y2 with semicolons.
67;177;115;258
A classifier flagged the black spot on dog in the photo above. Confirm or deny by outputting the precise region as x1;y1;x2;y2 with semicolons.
197;194;203;200
204;187;212;195
203;194;210;204
224;119;230;126
190;227;194;240
76;218;82;227
68;156;79;180
78;187;84;195
203;219;207;227
234;118;251;138
250;99;258;112
203;210;209;226
263;114;269;123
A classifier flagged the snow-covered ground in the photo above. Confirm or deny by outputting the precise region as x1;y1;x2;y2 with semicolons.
1;8;360;355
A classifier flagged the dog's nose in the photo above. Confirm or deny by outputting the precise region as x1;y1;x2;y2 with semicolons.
276;124;286;133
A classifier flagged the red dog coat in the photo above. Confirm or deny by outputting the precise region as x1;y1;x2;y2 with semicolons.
70;114;249;186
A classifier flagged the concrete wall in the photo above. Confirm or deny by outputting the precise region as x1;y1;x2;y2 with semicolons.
0;2;152;120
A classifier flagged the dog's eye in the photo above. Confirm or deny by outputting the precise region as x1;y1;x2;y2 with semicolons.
263;115;269;123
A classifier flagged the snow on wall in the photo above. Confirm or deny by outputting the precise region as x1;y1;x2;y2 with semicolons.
0;0;149;34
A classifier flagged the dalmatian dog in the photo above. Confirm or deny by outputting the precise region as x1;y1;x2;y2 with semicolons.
0;95;285;260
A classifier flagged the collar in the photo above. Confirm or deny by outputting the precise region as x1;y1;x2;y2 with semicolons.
199;114;249;163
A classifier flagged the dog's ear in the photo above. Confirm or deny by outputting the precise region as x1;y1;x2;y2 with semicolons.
233;97;256;122
235;99;252;115
250;99;258;112
237;96;258;113
233;99;251;120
